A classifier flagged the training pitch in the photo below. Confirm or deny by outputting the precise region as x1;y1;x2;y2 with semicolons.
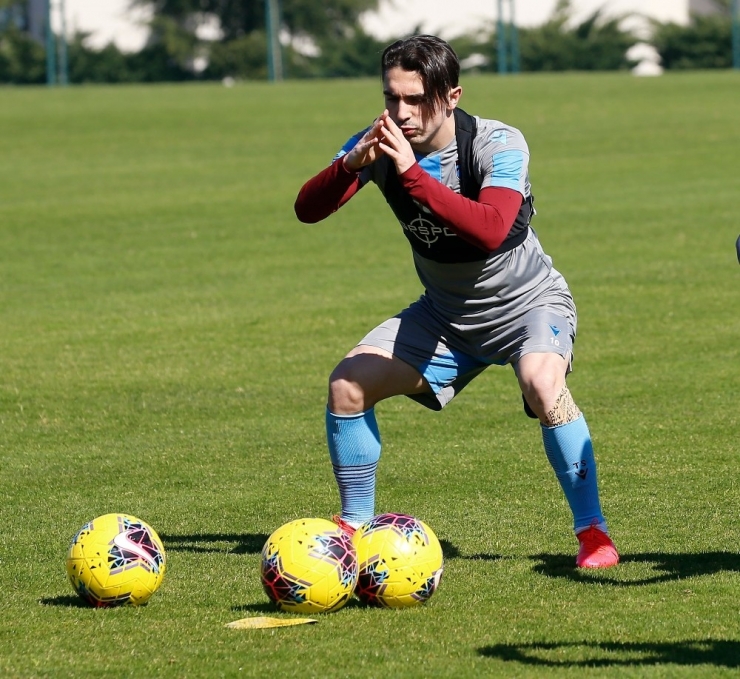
0;70;739;677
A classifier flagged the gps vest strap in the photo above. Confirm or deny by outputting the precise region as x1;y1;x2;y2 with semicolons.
454;107;479;201
454;107;534;247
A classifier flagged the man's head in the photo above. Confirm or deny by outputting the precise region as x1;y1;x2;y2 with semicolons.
381;35;462;152
381;35;460;117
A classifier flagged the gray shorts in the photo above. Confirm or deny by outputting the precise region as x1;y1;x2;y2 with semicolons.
358;296;576;411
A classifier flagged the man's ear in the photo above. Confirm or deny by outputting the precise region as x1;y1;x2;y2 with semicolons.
448;86;463;110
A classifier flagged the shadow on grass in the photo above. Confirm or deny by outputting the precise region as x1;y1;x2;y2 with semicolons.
478;639;740;668
440;540;504;562
440;540;460;559
39;595;91;608
530;551;740;585
159;533;268;555
160;534;492;563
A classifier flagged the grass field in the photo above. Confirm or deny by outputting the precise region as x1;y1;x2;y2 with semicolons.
1;69;739;677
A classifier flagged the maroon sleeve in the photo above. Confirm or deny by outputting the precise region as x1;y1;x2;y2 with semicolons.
294;157;363;224
398;163;523;251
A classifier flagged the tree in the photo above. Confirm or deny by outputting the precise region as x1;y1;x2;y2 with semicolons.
203;31;268;79
294;27;387;78
652;14;733;69
0;26;45;83
133;0;378;39
520;5;636;71
451;0;637;74
132;0;381;78
65;32;192;83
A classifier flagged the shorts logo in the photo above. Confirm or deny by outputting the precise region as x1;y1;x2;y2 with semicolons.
549;324;561;336
400;216;457;247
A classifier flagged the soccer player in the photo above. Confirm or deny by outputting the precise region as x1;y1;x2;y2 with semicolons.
294;35;619;568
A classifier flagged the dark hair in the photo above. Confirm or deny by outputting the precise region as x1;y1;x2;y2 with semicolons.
381;35;460;115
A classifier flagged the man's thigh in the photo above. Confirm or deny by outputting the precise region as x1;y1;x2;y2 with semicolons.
356;304;488;411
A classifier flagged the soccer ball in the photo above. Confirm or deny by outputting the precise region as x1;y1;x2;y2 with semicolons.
66;513;166;607
353;513;443;608
260;518;358;614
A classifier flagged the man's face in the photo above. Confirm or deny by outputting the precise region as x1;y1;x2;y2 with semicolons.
382;67;456;153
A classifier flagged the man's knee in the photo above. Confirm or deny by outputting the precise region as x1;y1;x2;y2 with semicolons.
517;352;573;423
328;348;428;414
328;358;367;415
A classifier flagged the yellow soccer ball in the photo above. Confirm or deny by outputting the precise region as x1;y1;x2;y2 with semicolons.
260;518;358;614
66;513;166;607
353;513;443;608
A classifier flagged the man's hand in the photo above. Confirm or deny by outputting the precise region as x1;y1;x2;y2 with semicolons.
343;115;386;172
378;113;417;175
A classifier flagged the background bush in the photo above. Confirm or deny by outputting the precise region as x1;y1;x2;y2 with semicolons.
0;0;736;83
652;14;733;70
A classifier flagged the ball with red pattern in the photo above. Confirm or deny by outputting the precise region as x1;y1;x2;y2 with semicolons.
260;518;357;614
353;513;443;608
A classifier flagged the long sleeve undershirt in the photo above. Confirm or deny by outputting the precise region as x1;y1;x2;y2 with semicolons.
294;158;523;253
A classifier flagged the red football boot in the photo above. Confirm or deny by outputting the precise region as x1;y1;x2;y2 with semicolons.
576;525;619;569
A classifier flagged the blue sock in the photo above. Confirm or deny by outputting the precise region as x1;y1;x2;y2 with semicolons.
326;408;381;525
541;415;607;534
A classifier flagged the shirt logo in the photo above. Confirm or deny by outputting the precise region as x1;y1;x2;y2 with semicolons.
400;216;457;247
490;130;508;145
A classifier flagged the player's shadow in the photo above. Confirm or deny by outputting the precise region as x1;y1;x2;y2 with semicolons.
530;551;740;586
478;639;740;668
159;533;268;555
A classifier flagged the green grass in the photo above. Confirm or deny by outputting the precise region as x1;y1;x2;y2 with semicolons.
1;70;739;677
